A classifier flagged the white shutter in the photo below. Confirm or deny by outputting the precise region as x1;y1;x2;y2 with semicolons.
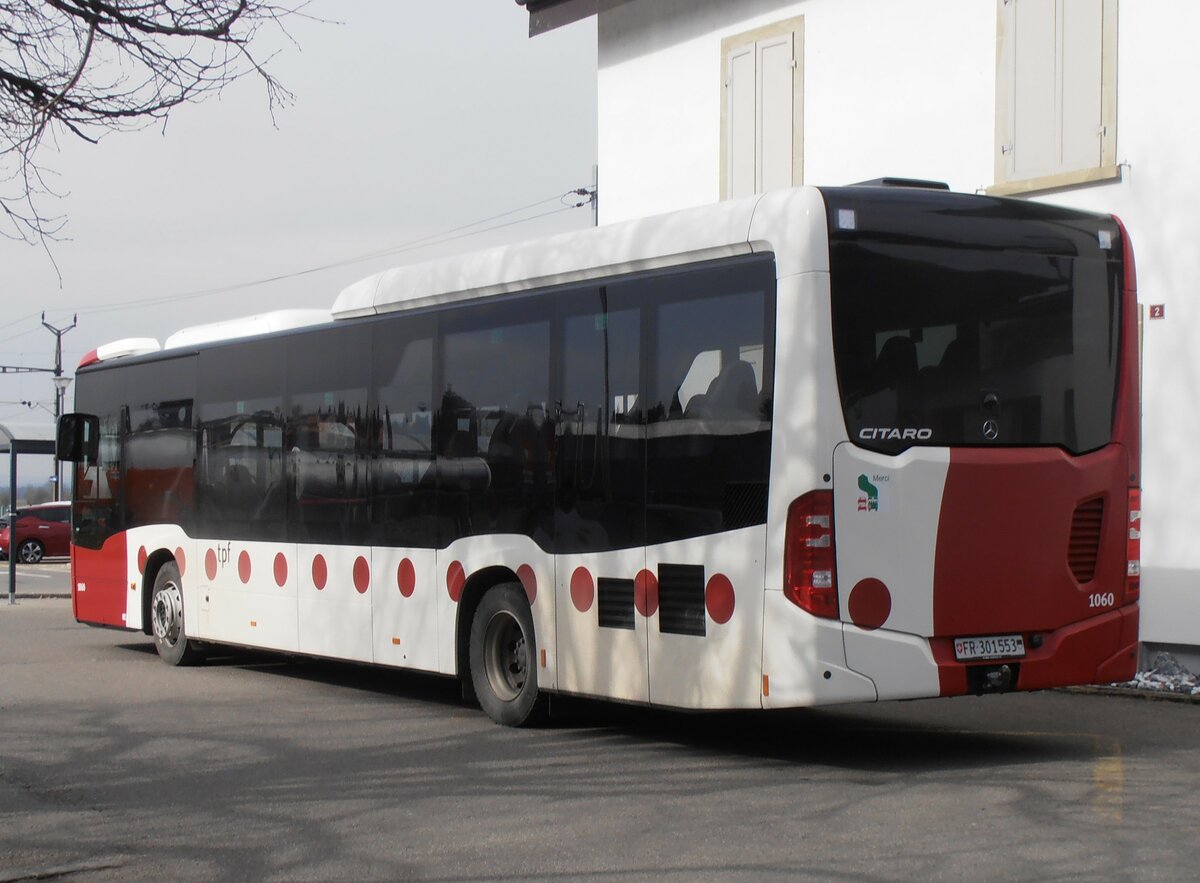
757;33;794;193
995;0;1115;192
1011;0;1058;181
720;17;803;200
726;43;757;199
1060;0;1104;171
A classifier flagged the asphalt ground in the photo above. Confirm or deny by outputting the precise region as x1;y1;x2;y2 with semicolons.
2;596;1199;881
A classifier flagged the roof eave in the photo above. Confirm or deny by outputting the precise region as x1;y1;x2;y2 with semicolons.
515;0;597;36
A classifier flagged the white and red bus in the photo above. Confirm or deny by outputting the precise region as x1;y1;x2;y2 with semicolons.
58;182;1141;726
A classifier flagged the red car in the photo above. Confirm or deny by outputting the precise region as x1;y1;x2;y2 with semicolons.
0;502;72;564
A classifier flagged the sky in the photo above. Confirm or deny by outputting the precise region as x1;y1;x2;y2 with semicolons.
1;0;598;471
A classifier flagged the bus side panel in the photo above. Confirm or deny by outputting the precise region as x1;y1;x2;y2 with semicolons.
297;542;371;663
372;546;441;673
193;538;299;653
121;526;196;633
761;594;877;707
555;546;649;704
646;527;765;710
72;533;129;629
437;535;558;687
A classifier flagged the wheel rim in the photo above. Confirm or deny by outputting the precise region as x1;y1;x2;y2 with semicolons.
482;610;527;702
18;542;42;564
152;581;184;648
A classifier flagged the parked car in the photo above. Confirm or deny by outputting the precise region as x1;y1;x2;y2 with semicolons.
0;502;71;563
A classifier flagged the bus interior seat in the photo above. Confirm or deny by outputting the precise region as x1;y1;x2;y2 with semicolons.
704;359;760;418
871;335;918;392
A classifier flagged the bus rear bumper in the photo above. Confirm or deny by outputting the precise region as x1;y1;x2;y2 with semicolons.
931;604;1140;697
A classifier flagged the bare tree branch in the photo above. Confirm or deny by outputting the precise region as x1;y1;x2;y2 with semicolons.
1;1;307;244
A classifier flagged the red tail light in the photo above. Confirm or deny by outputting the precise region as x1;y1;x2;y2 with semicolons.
1126;488;1141;603
784;490;838;618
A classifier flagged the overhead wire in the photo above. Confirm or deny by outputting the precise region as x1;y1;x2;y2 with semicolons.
64;189;591;315
5;185;596;328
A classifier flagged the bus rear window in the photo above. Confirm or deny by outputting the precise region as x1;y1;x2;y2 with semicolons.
829;222;1121;454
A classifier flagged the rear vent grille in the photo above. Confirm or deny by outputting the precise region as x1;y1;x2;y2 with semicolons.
658;564;706;637
1068;497;1105;583
597;578;635;630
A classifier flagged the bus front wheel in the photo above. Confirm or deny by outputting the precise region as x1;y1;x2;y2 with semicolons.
469;582;542;726
150;561;202;666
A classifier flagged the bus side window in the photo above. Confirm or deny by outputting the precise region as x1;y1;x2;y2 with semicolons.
645;262;775;545
374;326;437;548
440;304;552;542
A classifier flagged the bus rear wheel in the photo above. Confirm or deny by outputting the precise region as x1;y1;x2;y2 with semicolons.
151;561;202;666
469;582;542;726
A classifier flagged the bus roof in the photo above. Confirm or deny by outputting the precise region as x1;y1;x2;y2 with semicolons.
330;186;829;319
87;186;841;364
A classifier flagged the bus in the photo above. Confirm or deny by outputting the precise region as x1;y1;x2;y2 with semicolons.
57;182;1141;726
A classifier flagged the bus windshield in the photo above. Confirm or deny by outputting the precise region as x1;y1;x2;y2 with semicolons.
825;189;1122;455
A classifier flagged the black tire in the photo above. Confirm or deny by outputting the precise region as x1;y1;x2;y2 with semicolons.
150;562;202;666
469;582;543;727
17;539;44;564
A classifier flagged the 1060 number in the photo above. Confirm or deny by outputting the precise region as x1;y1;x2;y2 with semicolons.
1088;592;1115;608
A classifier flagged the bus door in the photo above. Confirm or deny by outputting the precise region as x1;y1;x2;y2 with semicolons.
71;411;128;627
70;372;129;629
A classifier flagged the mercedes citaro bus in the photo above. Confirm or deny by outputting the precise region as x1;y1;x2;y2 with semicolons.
58;182;1140;725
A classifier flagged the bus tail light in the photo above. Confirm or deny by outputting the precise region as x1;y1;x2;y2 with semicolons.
1126;488;1141;603
784;490;838;618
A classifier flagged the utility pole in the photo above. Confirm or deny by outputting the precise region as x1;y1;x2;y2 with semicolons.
41;313;76;502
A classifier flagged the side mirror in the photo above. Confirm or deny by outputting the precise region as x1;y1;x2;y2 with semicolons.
57;413;99;463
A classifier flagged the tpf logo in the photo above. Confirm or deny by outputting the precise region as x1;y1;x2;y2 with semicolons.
857;474;879;512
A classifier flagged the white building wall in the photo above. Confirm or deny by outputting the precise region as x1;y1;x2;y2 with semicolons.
1035;1;1200;650
596;0;1200;653
598;0;996;221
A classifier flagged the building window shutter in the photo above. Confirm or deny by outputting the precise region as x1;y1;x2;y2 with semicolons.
1060;0;1105;170
994;0;1118;195
757;32;795;193
721;17;803;200
727;43;757;199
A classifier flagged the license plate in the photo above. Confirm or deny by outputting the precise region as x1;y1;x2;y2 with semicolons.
953;634;1026;662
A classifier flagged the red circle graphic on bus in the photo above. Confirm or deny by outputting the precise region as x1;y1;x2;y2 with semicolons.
397;558;416;597
517;564;537;605
570;566;594;613
446;560;465;602
175;548;186;576
848;578;891;630
205;549;217;581
238;551;252;584
137;546;148;574
705;573;735;624
273;552;288;587
312;554;328;591
353;556;370;594
634;569;659;618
